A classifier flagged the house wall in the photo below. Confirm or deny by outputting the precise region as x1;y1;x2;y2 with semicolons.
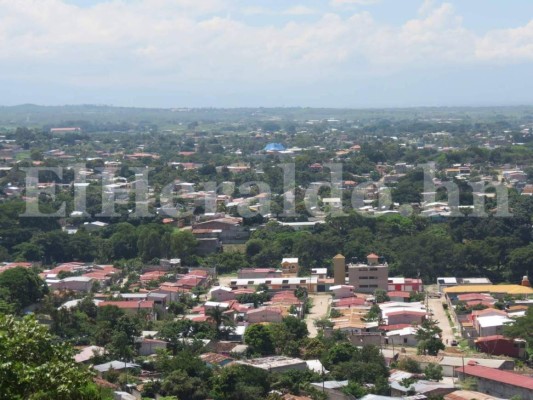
476;339;526;359
332;287;354;299
210;289;236;302
477;324;505;337
247;309;283;323
458;374;532;400
386;334;417;346
387;313;425;326
138;340;167;356
346;332;383;347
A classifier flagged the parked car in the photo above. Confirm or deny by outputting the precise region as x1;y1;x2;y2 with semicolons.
451;340;458;346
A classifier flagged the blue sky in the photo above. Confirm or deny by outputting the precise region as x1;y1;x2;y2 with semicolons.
0;0;532;108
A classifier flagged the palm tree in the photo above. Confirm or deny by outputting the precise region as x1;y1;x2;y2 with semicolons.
206;306;234;338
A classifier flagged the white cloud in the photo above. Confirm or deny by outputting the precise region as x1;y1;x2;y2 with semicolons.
282;5;317;16
330;0;381;6
0;0;530;92
476;20;533;61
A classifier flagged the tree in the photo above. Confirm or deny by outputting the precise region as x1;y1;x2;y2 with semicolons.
206;251;249;274
396;357;422;373
374;289;390;303
416;319;445;356
504;307;533;350
160;369;208;400
0;315;98;399
424;363;443;381
210;364;270;400
0;267;48;313
206;306;234;338
170;230;197;264
343;381;368;398
244;324;275;356
108;331;134;362
364;304;382;323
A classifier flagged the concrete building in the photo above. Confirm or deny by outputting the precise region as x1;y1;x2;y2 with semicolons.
390;380;455;397
456;363;533;399
310;381;350;400
136;338;168;356
238;268;282;279
437;277;492;293
398;355;514;378
475;315;514;337
385;326;418;346
209;286;236;302
311;268;327;279
237;356;308;373
93;361;139;374
229;277;318;293
333;254;346;285
98;300;156;320
387;277;423;292
330;285;354;299
48;276;94;292
281;258;299;276
348;254;388;293
246;306;284;323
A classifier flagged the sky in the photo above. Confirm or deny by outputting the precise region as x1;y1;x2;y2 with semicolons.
0;0;532;108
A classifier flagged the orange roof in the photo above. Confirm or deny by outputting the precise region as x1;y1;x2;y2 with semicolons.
367;253;379;259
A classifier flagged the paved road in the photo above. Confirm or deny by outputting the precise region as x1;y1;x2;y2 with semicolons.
428;297;456;346
305;293;331;338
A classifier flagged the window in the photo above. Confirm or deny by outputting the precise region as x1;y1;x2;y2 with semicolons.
360;276;368;280
369;284;378;288
403;338;408;344
282;280;289;284
248;281;254;285
360;285;368;288
282;285;290;289
369;268;378;271
265;280;271;284
300;279;306;284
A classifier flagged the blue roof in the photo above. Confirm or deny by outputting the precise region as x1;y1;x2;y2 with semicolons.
264;143;285;151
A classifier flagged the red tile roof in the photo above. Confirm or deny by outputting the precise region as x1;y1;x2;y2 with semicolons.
456;364;533;390
457;293;494;301
474;335;510;343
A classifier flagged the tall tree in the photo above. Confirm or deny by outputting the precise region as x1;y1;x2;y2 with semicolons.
416;319;445;356
0;267;48;313
0;315;99;399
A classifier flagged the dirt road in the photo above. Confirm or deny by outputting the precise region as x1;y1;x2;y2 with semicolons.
305;293;331;338
428;297;456;345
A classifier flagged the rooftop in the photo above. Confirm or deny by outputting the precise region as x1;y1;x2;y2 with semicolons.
237;356;306;370
444;284;533;295
456;364;533;390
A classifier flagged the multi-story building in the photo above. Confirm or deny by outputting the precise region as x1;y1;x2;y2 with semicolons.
281;258;299;276
348;253;388;293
